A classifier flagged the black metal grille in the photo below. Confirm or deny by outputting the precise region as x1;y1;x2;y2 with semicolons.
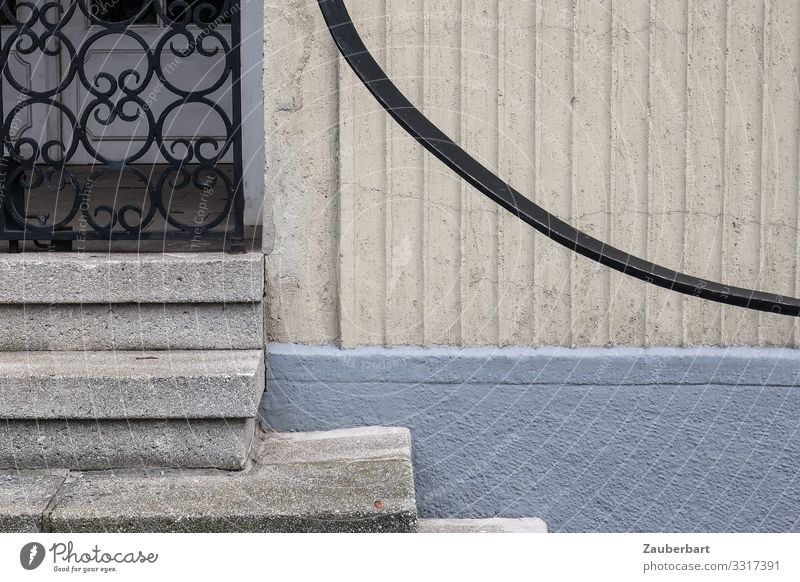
0;0;245;252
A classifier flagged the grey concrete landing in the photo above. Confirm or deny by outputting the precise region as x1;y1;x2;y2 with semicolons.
418;518;548;533
0;427;417;533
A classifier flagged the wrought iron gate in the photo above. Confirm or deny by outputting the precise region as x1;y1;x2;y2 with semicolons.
0;0;245;252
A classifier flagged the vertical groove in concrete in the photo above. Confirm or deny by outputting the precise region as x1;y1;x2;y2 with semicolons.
681;0;692;346
534;0;574;345
421;0;430;346
685;0;726;344
756;0;769;346
606;0;615;345
568;0;579;347
572;0;613;346
459;0;500;346
457;0;467;347
492;0;501;345
794;2;800;347
722;0;764;344
338;0;388;348
647;0;689;346
759;0;800;345
609;0;649;345
720;0;731;342
383;0;392;348
497;0;536;346
336;0;351;349
421;0;463;346
496;0;505;345
416;0;427;346
385;0;425;346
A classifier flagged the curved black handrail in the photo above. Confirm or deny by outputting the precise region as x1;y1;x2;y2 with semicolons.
318;0;800;317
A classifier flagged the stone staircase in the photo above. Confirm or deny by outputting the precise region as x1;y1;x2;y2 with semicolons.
0;252;423;532
0;252;265;471
0;251;545;533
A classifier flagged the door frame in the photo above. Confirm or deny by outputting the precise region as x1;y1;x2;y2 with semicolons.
238;0;264;227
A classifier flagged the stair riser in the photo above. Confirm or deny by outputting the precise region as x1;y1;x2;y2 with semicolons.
48;513;417;534
0;419;255;471
0;253;264;304
0;303;264;351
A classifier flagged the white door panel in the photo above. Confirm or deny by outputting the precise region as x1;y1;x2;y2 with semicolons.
59;0;233;165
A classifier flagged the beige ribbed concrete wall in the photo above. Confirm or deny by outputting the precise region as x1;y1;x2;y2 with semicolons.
264;0;800;347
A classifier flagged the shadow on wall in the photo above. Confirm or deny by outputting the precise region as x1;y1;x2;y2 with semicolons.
260;343;800;533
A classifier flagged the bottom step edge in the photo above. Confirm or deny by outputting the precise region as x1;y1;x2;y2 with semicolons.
1;426;417;533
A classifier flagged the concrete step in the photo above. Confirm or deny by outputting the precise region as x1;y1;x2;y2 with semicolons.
0;471;68;533
0;303;264;351
0;252;264;304
0;252;265;351
1;419;257;471
0;350;264;419
0;350;265;471
0;427;417;533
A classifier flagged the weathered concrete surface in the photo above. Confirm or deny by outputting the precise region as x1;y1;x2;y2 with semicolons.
46;427;416;532
0;419;256;471
0;472;67;532
262;343;800;533
0;253;264;304
418;518;548;533
262;0;799;347
0;303;263;351
258;426;412;464
263;0;340;344
0;350;264;419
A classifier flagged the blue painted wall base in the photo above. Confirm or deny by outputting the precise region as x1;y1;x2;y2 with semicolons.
260;343;800;532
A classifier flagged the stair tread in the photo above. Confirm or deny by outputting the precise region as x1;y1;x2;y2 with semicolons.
0;350;265;419
0;349;262;377
40;427;416;533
